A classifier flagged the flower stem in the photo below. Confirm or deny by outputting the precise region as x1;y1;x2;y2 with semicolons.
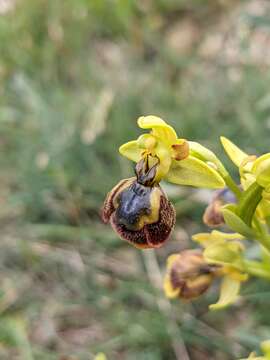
223;173;242;200
244;260;270;280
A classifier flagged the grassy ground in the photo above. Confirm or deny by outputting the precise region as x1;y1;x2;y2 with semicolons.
0;0;270;359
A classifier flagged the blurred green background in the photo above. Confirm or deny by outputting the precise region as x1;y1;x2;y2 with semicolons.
0;0;270;359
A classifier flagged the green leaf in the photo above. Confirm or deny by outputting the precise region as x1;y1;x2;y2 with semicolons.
222;205;255;238
165;156;225;189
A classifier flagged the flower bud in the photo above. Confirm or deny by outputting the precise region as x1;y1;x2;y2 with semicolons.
203;188;236;227
164;250;220;300
101;157;176;249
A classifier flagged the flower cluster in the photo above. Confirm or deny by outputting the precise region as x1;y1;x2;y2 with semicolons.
102;115;270;312
240;340;270;360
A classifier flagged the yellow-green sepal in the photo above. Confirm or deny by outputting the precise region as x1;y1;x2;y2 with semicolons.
119;140;142;162
203;241;244;270
209;275;241;310
165;156;225;189
239;355;265;360
192;230;244;248
163;254;181;299
189;141;223;169
220;136;248;167
252;153;270;188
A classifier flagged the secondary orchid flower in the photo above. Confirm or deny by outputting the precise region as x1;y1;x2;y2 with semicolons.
240;340;270;360
164;249;221;301
221;137;270;221
192;231;248;309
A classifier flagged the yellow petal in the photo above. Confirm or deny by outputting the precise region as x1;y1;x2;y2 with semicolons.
192;231;244;248
94;353;107;360
119;140;143;162
239;353;264;360
210;230;244;241
209;275;241;310
137;134;157;150
166;254;180;269
220;136;248;167
154;141;172;181
192;233;226;249
261;340;270;357
225;268;248;282
137;116;178;145
163;274;180;299
165;156;225;189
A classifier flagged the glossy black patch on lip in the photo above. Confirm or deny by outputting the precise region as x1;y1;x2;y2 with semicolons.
115;181;152;231
110;192;175;249
101;156;176;249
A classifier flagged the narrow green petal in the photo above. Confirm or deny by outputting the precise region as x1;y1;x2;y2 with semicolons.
119;140;142;162
209;275;241;310
137;116;178;145
165;156;225;189
220;136;248;167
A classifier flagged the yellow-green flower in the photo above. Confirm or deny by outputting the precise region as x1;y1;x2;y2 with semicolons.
192;230;248;309
94;353;107;360
221;137;270;220
120;116;225;188
239;340;270;360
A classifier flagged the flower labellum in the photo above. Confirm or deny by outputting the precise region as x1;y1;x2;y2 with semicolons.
102;156;176;249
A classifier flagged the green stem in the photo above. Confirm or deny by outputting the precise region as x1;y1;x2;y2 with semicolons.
208;157;242;199
250;217;270;252
256;233;270;253
260;244;270;264
223;173;242;200
244;260;270;280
